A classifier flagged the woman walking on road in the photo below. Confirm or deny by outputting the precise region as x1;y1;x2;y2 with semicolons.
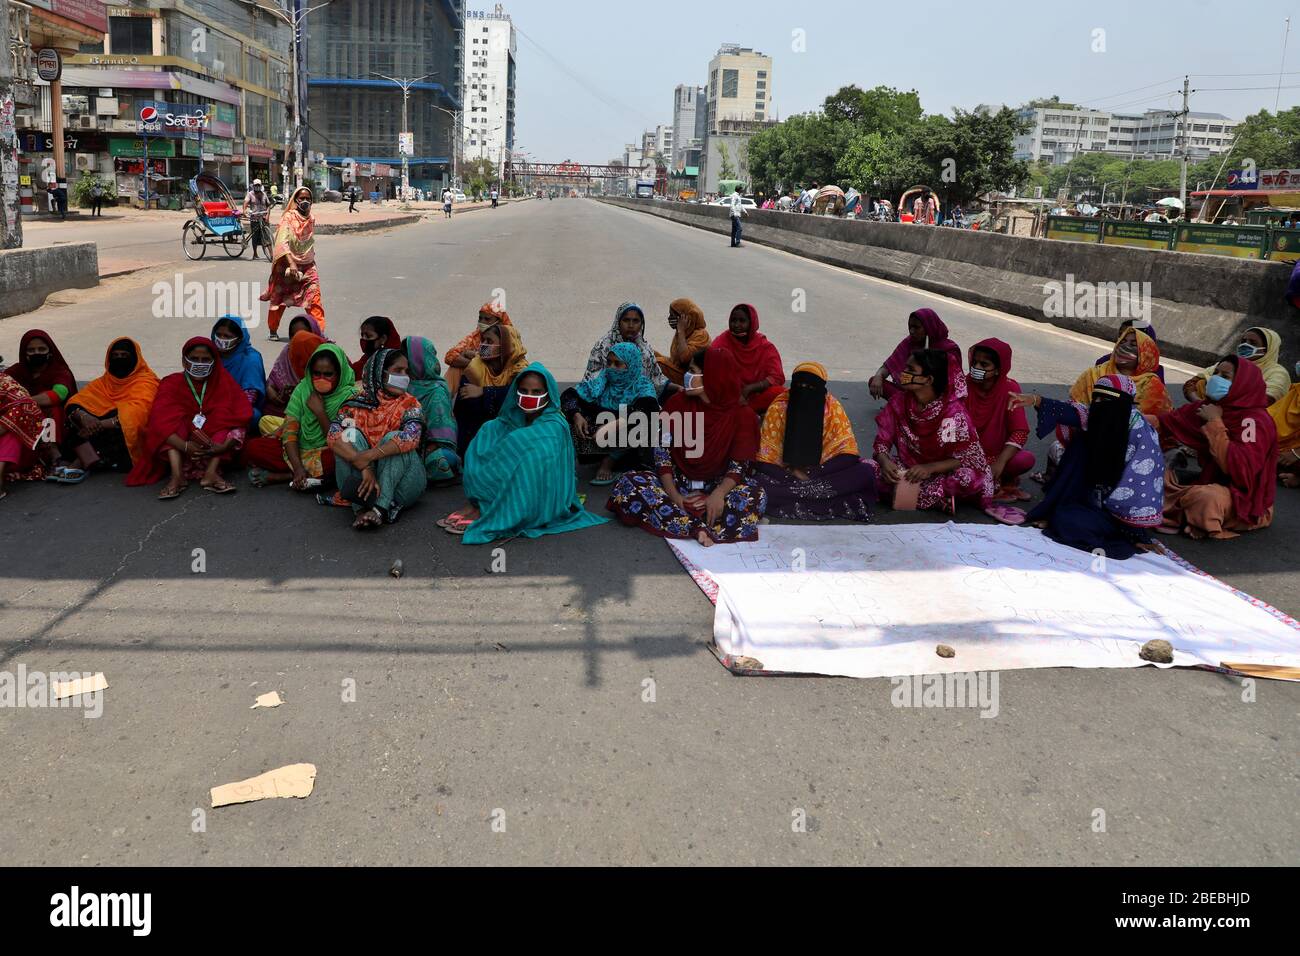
261;186;326;340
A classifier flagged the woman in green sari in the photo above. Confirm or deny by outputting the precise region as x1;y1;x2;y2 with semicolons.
401;335;460;484
439;362;608;543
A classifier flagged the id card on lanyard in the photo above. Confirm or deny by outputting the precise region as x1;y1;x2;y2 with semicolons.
187;377;209;430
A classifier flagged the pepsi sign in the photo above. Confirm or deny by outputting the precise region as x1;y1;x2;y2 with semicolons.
138;101;211;137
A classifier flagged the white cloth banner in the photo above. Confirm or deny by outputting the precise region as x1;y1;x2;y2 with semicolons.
668;523;1300;679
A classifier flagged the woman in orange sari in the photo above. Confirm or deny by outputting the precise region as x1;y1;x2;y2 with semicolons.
63;338;160;476
1070;326;1171;420
655;297;710;385
260;185;326;340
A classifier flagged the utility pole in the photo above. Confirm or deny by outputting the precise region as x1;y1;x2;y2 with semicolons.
1179;75;1190;214
372;71;434;205
1;0;24;248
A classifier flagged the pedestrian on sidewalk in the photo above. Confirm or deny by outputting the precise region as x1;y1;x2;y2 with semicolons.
442;186;453;219
241;179;271;259
728;185;747;247
89;179;105;217
347;185;359;213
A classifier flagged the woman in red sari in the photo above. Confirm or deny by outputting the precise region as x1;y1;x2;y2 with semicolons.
260;186;326;340
7;329;80;480
127;337;252;499
1158;356;1277;539
964;338;1034;502
351;316;402;376
0;361;55;497
710;303;785;414
869;308;964;402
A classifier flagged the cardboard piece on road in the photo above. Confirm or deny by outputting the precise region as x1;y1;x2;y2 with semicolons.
52;673;108;700
250;691;283;709
210;763;317;808
1221;662;1300;682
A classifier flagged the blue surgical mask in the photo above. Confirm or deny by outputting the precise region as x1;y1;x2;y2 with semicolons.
1295;360;1300;379
1205;374;1232;402
1236;343;1264;360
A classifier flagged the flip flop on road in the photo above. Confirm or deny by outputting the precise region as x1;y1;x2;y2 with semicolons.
158;482;188;501
202;478;236;494
44;465;88;484
984;504;1027;525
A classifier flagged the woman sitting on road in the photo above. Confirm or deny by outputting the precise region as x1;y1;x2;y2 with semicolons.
585;301;670;400
1094;319;1165;382
607;347;767;546
243;342;356;489
872;348;997;518
454;322;529;455
1269;368;1300;487
211;314;266;428
62;338;160;476
441;363;609;542
869;308;963;402
1159;356;1277;539
654;297;710;386
7;329;81;482
263;314;326;418
710;303;785;414
127;337;252;498
0;360;57;497
1072;325;1171;420
402;335;460;484
443;301;513;397
1182;326;1291;405
326;348;427;529
753;362;875;521
561;340;661;485
965;338;1035;503
351;315;402;376
1010;374;1165;560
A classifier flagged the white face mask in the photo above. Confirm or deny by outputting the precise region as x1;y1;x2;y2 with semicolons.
185;359;214;379
214;335;238;350
385;373;410;391
970;367;991;381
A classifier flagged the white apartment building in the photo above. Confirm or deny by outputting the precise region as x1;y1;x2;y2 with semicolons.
1013;104;1239;165
672;84;704;170
706;44;772;133
656;124;673;162
462;5;517;176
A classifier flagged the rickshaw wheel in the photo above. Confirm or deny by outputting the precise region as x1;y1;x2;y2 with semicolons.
182;221;207;260
223;232;245;258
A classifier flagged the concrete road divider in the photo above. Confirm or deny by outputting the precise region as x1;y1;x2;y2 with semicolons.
0;242;99;319
600;197;1297;366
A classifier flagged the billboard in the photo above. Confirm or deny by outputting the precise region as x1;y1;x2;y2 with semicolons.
27;1;110;35
138;100;212;137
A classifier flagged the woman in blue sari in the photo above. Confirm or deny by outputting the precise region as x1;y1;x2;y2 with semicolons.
561;339;661;484
211;314;266;428
402;335;460;484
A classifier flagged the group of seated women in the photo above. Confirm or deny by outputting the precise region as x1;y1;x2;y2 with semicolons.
1;305;1294;558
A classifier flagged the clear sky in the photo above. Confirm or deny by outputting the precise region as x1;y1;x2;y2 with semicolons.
501;0;1300;163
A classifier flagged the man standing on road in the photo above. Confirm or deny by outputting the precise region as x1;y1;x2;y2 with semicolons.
347;184;358;213
442;186;453;219
490;185;499;208
729;185;747;247
89;178;105;217
241;178;271;260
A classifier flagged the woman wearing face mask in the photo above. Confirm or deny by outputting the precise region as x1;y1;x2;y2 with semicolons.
1183;326;1291;404
441;364;609;541
401;335;460;485
260;185;326;340
562;341;661;485
654;297;710;386
326;348;427;529
1008;375;1165;559
1268;361;1300;487
210;315;266;427
1159;356;1277;539
62;338;160;477
607;347;767;547
872;349;996;517
443;302;513;397
869;308;964;402
242;342;356;489
1073;326;1171;420
7;329;79;480
710;303;785;414
263;314;327;418
454;322;529;455
753;362;875;521
965;338;1035;503
351;316;401;376
0;358;57;496
585;302;669;400
127;338;252;498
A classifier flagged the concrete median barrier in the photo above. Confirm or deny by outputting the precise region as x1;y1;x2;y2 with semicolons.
0;242;99;319
599;197;1297;366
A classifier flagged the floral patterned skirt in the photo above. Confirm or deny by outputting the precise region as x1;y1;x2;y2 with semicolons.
606;466;766;543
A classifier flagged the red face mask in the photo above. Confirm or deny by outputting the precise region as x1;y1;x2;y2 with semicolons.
517;392;548;412
312;375;334;393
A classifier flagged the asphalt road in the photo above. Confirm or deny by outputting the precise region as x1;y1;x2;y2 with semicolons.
2;198;1295;866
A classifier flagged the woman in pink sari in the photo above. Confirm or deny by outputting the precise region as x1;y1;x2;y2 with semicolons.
869;308;964;401
261;186;326;340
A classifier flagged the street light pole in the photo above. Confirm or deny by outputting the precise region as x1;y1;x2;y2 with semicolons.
372;71;435;204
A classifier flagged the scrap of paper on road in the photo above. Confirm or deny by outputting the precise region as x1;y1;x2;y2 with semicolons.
668;523;1300;679
210;763;317;809
250;691;283;709
52;673;108;700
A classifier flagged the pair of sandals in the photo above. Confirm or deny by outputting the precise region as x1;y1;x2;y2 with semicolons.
45;464;87;485
437;511;475;535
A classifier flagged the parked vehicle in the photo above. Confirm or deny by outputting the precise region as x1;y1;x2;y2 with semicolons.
711;196;757;209
181;173;250;260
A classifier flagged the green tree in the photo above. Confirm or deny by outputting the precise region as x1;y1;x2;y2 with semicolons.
822;84;922;135
717;142;737;181
1229;106;1300;168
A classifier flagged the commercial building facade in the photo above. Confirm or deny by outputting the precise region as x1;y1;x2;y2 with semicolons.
307;0;464;194
1013;103;1240;165
460;4;514;180
705;43;770;133
671;82;703;171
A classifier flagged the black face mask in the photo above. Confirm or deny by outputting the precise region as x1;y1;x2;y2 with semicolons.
297;201;311;215
26;353;50;368
108;355;136;377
